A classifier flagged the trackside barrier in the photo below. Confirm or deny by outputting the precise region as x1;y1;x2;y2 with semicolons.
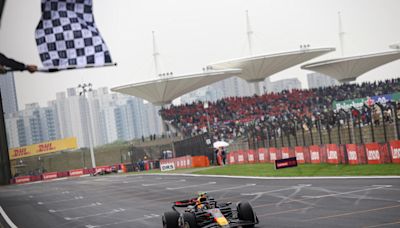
294;146;306;164
325;144;340;164
192;156;209;167
258;148;269;163
365;143;383;164
389;140;400;164
346;144;359;165
247;150;256;163
309;145;321;164
228;151;236;164
160;155;209;169
281;147;290;159
68;169;84;177
15;176;33;184
269;147;278;163
42;172;58;180
237;150;245;164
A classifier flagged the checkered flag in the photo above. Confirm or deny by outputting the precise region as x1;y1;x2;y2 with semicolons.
35;0;113;71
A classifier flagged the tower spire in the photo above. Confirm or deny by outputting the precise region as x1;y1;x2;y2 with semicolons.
338;11;345;56
152;31;161;77
246;10;254;56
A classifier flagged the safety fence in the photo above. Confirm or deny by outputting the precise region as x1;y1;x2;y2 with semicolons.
10;161;159;184
228;140;400;165
159;155;210;170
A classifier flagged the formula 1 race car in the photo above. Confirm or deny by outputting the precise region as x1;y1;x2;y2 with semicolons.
162;192;259;228
91;165;118;176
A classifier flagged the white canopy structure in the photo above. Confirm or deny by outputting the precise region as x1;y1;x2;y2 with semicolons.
111;69;242;106
209;48;335;82
301;50;400;82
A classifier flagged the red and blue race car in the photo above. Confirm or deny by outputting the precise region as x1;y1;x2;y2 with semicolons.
162;192;259;228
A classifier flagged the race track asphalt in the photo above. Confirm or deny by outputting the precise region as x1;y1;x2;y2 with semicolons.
0;173;400;228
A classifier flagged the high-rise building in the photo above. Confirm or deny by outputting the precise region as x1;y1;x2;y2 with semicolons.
0;71;18;114
6;86;164;148
6;102;60;148
307;72;339;89
265;78;302;93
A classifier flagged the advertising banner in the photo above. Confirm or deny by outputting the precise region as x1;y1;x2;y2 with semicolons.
346;144;359;165
247;150;256;163
160;163;175;172
294;146;305;163
275;157;298;169
15;176;32;184
257;148;268;163
281;147;290;159
389;140;400;164
325;144;340;164
69;169;84;177
365;143;382;164
309;145;321;163
42;172;58;180
269;147;278;163
9;137;77;160
237;150;245;164
332;92;400;111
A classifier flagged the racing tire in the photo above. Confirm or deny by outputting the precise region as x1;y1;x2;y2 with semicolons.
182;212;198;228
237;201;255;228
162;211;180;228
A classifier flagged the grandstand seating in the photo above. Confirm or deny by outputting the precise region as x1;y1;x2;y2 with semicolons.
160;78;400;146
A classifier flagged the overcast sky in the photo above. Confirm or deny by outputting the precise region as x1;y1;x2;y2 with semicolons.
1;0;400;109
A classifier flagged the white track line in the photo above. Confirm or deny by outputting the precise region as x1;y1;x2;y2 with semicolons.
302;185;392;199
166;182;216;190
0;206;18;228
142;179;185;187
207;183;256;193
145;173;400;179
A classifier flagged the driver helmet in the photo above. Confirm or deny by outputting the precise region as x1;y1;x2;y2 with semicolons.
196;192;208;209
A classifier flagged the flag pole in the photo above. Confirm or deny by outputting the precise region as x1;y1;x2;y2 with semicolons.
38;62;118;73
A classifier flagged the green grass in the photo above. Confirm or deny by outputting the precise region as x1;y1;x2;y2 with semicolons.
191;163;400;177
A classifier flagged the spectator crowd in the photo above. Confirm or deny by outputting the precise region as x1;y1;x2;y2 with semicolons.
160;78;400;142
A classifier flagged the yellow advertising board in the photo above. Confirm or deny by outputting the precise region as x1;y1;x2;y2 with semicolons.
9;137;77;160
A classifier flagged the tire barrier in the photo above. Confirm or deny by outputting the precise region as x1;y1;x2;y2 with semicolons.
227;141;399;165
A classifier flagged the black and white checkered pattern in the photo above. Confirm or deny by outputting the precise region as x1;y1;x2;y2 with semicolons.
35;0;112;69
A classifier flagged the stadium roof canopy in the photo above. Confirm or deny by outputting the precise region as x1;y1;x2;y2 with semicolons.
301;50;400;82
209;48;335;82
111;68;242;106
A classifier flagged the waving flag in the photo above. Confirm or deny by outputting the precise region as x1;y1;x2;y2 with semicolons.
35;0;113;71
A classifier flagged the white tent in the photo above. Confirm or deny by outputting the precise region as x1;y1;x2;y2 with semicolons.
301;50;400;82
209;48;335;82
111;69;242;106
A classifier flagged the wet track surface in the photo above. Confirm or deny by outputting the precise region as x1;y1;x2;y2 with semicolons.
0;174;400;228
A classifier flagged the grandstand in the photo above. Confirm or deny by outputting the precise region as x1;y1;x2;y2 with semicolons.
160;78;400;150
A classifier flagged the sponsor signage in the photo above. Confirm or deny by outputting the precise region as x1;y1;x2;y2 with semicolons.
275;157;298;169
9;137;77;160
365;143;381;164
333;92;400;111
69;169;84;176
389;140;400;164
42;172;58;180
309;145;321;163
346;144;359;165
15;176;32;184
160;162;175;172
